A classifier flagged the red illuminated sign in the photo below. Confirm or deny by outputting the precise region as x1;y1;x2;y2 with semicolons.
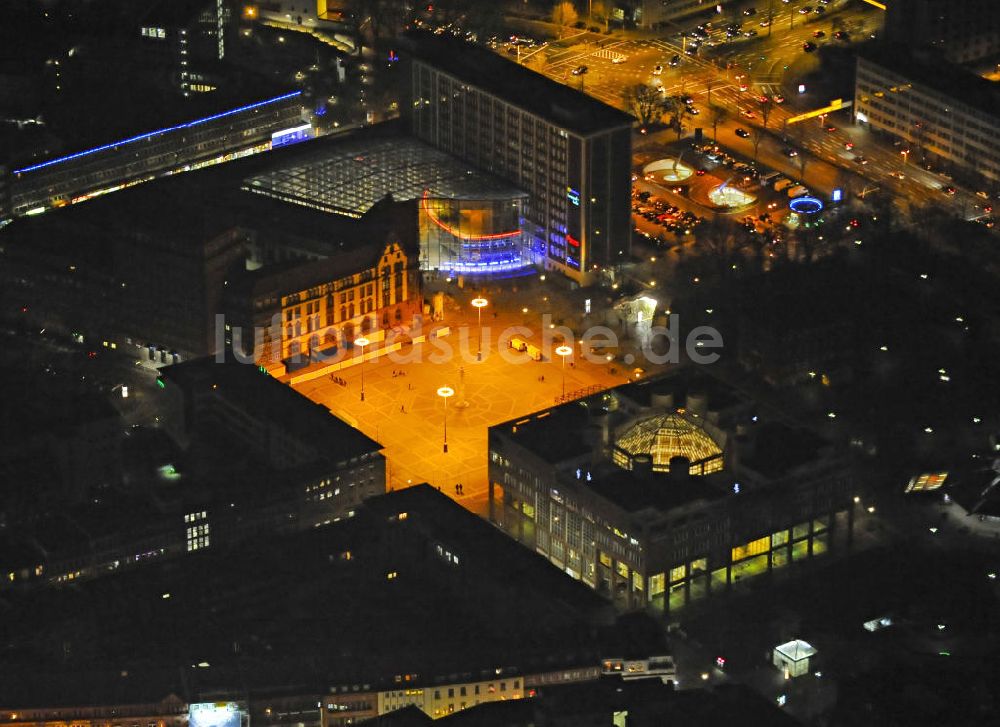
567;235;580;247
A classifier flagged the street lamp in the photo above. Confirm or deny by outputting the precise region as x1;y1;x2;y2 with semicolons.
471;297;488;361
556;345;573;399
437;386;454;453
355;336;369;401
900;148;910;165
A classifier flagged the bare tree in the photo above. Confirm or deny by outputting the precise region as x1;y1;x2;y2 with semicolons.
711;104;729;143
750;127;765;163
552;1;578;38
759;97;774;130
591;0;612;32
622;84;666;127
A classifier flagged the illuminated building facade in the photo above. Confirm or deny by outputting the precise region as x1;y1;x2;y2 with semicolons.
225;197;424;370
242;132;532;276
8;91;306;217
488;371;858;614
854;49;1000;183
404;33;633;283
139;0;231;91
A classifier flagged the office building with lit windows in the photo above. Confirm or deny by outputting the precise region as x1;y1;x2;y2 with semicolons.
488;370;858;614
7;90;306;217
854;48;1000;184
403;32;634;284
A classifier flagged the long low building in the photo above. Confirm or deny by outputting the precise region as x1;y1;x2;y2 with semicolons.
489;369;860;615
6;90;307;218
854;46;1000;185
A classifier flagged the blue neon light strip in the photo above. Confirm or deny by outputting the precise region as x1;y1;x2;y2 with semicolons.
13;91;303;175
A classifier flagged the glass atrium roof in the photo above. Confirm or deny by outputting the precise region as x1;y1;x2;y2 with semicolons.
615;413;723;471
242;136;525;218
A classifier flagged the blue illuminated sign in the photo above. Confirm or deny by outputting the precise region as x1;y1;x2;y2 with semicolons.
13;91;303;175
832;188;843;203
567;187;580;206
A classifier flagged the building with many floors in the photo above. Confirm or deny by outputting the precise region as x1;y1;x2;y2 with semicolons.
854;47;1000;185
489;369;859;615
884;0;1000;65
402;32;634;284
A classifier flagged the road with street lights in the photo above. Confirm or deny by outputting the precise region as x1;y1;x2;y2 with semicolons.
507;0;989;222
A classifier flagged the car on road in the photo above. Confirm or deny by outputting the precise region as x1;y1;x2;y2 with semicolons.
825;125;837;132
669;54;681;66
735;127;751;137
740;109;756;118
772;93;785;103
744;7;757;15
759;19;771;27
844;141;854;150
889;171;905;180
680;95;694;105
834;31;849;40
803;41;817;52
572;65;588;75
942;186;957;196
815;6;825;13
743;29;758;37
855;155;869;165
696;168;707;176
787;185;809;198
799;6;813;13
774;178;794;191
782;147;799;157
813;30;825;38
612;55;626;64
685;105;700;114
653;64;663;75
686;45;698;55
976;190;990;200
739;83;749;91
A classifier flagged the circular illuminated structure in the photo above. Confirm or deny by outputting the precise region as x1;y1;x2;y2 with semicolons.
555;345;573;357
354;336;370;348
612;412;725;476
789;196;824;214
708;184;756;209
471;297;488;309
437;386;455;399
643;158;695;183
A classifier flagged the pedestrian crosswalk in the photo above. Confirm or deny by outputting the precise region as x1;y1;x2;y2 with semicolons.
593;48;626;62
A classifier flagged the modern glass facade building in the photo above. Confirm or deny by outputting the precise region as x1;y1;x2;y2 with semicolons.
242;135;531;276
404;33;634;284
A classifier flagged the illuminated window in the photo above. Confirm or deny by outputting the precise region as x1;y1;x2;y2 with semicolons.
731;536;769;562
599;551;612;567
670;565;686;582
792;522;810;540
386;571;398;580
648;573;665;595
690;557;707;574
905;472;948;493
615;560;629;578
771;530;789;548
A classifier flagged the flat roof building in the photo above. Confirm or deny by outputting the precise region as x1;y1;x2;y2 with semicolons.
854;47;1000;185
403;32;634;283
489;369;859;615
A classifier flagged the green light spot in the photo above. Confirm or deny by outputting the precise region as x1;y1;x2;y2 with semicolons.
156;379;165;389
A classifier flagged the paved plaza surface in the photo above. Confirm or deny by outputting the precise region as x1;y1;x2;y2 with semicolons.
294;277;670;516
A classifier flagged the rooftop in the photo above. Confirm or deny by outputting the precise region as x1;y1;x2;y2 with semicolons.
242;131;527;218
159;357;382;462
403;32;635;137
859;45;1000;119
0;486;617;706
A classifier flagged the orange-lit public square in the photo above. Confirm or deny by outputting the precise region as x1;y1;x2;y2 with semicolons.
292;278;668;516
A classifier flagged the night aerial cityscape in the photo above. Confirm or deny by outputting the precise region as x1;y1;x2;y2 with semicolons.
2;0;1000;724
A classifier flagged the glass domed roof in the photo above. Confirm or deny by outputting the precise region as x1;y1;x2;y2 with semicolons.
613;413;723;474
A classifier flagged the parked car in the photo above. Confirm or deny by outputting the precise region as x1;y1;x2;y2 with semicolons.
572;65;588;75
735;127;751;138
